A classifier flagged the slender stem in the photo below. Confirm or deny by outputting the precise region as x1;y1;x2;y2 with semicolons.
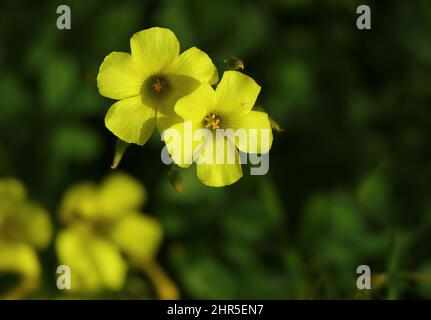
303;274;327;300
400;271;431;283
136;260;179;300
387;233;405;300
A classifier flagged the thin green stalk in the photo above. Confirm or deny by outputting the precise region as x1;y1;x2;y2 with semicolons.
386;232;406;300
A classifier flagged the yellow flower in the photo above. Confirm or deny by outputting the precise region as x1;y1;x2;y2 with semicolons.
165;71;273;187
97;27;218;146
56;173;177;298
0;178;52;298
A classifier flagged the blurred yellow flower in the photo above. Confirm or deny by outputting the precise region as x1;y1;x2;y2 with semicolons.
97;27;218;146
56;173;178;298
0;178;52;299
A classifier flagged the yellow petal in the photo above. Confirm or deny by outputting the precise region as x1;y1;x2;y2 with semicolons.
0;178;26;201
21;203;52;249
224;110;273;154
166;47;218;85
215;71;261;116
156;74;200;133
197;134;243;187
97;52;144;100
109;213;162;262
105;95;157;146
59;182;99;221
130;27;179;75
164;122;206;168
174;83;216;122
0;241;40;279
98;173;146;218
56;224;127;292
59;174;146;221
209;68;219;86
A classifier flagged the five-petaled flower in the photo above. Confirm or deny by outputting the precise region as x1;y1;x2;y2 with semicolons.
56;173;177;298
97;27;218;146
164;71;273;187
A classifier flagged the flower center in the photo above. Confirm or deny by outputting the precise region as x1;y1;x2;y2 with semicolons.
92;218;109;234
142;75;171;101
0;220;14;239
152;78;164;93
147;76;169;95
204;113;222;130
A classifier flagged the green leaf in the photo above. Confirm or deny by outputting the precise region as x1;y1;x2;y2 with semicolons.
41;56;79;112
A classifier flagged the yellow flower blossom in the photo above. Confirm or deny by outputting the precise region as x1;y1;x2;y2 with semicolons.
97;27;218;146
56;173;177;298
0;178;52;299
165;71;273;187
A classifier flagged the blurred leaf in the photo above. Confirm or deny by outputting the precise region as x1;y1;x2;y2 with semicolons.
223;200;270;244
0;74;29;124
158;166;226;205
95;4;141;52
50;124;102;163
41;56;79;112
177;253;236;299
387;233;410;300
155;0;195;49
259;177;284;225
417;263;431;297
357;172;390;215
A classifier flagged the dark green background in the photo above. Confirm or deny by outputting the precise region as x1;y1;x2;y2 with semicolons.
1;0;431;299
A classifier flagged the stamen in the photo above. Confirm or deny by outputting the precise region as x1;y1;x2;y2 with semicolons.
143;75;170;98
152;78;164;94
204;113;222;130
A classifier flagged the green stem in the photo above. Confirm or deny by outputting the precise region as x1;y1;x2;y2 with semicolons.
386;232;406;300
135;260;179;300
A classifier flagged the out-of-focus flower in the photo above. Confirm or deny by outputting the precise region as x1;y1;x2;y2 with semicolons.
0;178;52;299
97;27;218;146
56;173;178;298
165;71;273;187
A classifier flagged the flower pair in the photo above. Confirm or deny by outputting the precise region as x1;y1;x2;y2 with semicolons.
97;27;273;187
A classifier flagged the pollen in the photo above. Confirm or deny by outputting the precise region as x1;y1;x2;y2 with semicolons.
204;113;222;130
152;78;165;94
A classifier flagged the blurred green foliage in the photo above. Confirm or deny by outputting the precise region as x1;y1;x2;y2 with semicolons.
1;0;431;299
